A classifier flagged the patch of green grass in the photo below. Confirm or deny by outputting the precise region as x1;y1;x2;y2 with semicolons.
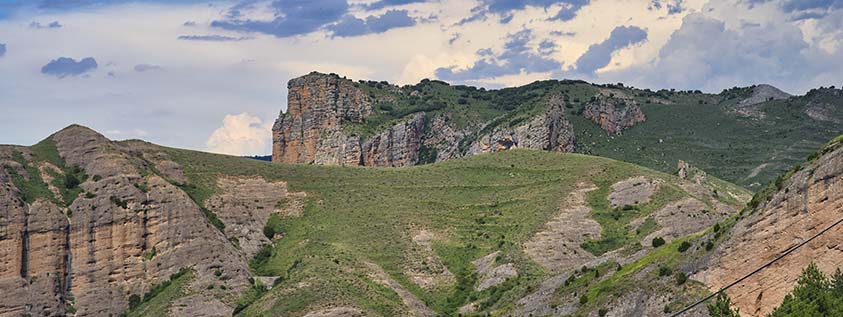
581;173;687;256
124;268;193;317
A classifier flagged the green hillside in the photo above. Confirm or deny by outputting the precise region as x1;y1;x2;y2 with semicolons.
335;74;843;189
148;144;749;316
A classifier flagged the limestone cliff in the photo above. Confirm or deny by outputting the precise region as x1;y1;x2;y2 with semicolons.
695;137;843;317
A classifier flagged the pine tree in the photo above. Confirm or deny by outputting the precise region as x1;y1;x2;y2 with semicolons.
707;292;740;317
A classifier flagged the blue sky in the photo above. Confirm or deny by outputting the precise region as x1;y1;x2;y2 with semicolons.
1;0;842;155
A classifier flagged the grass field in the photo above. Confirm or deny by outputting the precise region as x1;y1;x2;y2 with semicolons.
154;146;748;316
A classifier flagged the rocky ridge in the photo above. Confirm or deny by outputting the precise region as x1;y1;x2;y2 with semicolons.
0;126;301;316
271;72;580;166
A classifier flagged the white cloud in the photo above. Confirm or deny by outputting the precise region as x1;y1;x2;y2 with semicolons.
206;113;273;156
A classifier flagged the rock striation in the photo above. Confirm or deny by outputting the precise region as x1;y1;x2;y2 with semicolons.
696;138;843;317
0;125;289;316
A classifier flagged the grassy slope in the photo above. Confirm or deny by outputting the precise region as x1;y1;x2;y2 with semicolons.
336;74;843;189
155;145;748;316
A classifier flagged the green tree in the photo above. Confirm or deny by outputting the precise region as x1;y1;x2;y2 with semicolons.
769;262;843;316
707;292;740;317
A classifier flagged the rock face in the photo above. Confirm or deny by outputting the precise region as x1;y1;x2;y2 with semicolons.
696;139;843;317
0;125;283;316
583;95;646;134
468;96;575;155
273;72;374;165
272;72;576;167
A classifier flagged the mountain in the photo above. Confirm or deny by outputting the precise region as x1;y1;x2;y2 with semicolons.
1;125;755;316
272;72;843;189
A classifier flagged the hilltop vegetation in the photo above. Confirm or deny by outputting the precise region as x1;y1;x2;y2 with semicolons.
323;72;843;189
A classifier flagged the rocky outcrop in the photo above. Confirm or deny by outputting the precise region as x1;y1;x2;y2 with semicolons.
695;139;843;317
361;113;426;167
469;95;576;155
0;126;254;317
738;84;790;106
272;72;374;165
273;73;577;167
583;95;646;134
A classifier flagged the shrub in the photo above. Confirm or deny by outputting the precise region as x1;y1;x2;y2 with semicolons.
128;294;141;309
64;174;80;189
675;272;688;285
659;266;672;277
652;237;666;248
580;294;588;305
678;241;692;253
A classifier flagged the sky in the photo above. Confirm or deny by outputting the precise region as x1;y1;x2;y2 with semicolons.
1;0;842;155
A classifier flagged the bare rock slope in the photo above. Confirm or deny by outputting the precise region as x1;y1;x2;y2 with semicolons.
696;137;843;317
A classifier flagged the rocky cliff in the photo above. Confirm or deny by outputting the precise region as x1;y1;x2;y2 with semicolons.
0;126;301;317
468;95;575;155
695;137;843;316
271;72;577;166
582;94;646;134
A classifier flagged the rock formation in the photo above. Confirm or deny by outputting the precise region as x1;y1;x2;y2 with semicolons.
696;138;843;317
0;125;299;316
583;95;646;134
737;84;791;106
468;95;575;155
272;72;374;165
272;72;577;167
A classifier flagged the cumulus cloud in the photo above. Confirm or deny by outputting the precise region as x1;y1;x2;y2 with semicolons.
29;21;62;28
177;34;252;41
206;113;272;156
134;64;163;72
212;0;349;38
573;25;648;74
436;29;562;82
40;57;98;78
328;9;416;37
606;13;843;92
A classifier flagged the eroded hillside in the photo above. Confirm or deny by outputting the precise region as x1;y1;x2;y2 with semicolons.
157;133;749;316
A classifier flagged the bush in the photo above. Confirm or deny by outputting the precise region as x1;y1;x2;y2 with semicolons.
659;266;672;277
599;308;609;317
675;272;688;285
580;294;588;305
128;294;141;309
64;173;80;189
678;241;692;253
652;237;666;248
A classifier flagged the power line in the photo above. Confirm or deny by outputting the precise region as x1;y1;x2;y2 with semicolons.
671;214;843;316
